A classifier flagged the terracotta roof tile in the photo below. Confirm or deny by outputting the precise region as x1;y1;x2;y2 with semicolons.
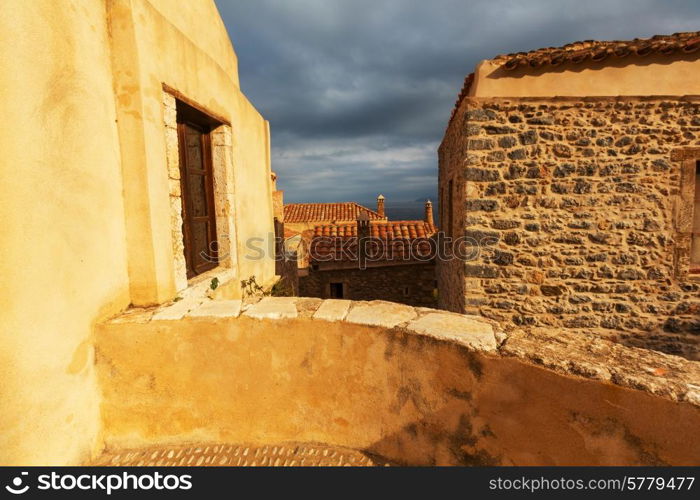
449;72;475;125
313;221;436;239
493;32;700;71
284;202;383;223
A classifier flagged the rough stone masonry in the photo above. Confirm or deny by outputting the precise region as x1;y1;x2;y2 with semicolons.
438;96;700;359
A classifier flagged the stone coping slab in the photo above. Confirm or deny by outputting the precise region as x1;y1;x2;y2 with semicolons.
407;313;498;352
345;301;417;328
244;297;298;320
151;298;204;321
187;299;242;318
313;299;352;321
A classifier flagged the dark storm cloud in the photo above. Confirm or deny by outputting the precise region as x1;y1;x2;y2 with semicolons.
214;0;700;203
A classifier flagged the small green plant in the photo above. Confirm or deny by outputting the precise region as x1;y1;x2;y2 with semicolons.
173;296;183;302
241;276;267;298
241;275;295;298
210;277;220;290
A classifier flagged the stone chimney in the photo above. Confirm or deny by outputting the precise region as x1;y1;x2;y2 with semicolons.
424;199;434;225
376;194;385;218
357;212;371;268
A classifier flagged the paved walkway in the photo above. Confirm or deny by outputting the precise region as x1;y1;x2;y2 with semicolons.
90;442;390;467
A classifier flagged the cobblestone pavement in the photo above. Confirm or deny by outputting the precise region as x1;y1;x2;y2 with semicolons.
90;443;391;467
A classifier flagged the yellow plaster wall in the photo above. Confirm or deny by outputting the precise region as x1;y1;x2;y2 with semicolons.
0;0;130;465
230;101;275;285
112;0;275;303
470;54;700;97
0;0;274;465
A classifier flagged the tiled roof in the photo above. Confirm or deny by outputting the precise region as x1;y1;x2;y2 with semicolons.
309;221;437;264
450;72;475;125
284;202;383;223
449;32;700;124
313;221;436;239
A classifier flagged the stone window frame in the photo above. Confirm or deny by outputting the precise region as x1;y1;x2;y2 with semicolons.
671;148;700;280
163;86;238;292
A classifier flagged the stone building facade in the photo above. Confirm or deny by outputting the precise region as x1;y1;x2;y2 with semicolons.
299;263;436;306
268;189;385;292
438;33;700;359
298;215;438;307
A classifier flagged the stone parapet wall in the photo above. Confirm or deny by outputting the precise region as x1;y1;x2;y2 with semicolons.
96;297;700;466
439;96;700;359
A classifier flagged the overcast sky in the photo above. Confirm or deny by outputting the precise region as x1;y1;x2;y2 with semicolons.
214;0;700;204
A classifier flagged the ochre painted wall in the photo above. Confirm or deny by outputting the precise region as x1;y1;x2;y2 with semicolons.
0;0;130;466
0;0;274;465
110;0;276;304
470;54;700;97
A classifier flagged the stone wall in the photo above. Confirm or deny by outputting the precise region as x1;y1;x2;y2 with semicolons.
279;259;300;296
438;96;700;359
95;297;700;466
299;263;437;307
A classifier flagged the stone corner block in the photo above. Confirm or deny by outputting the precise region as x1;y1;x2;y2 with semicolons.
345;301;417;328
406;313;497;352
244;297;298;320
313;299;353;321
187;299;242;318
